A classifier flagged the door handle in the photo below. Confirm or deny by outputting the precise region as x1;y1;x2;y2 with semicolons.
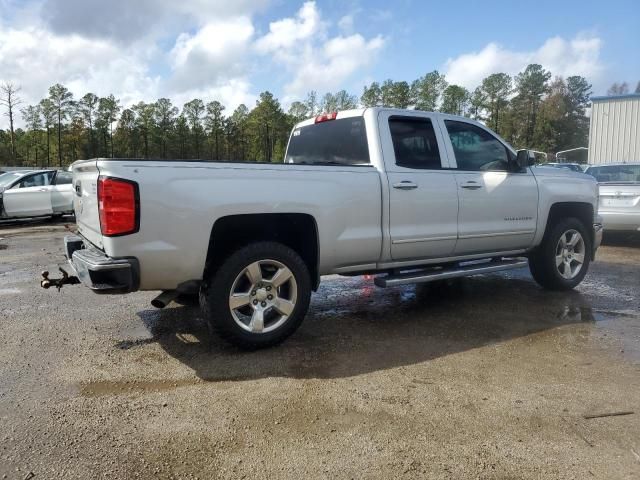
460;181;482;190
39;188;49;192
393;181;418;190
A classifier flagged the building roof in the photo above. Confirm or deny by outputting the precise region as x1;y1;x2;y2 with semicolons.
591;93;640;102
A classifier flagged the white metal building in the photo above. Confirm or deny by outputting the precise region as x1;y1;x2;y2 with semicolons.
588;93;640;164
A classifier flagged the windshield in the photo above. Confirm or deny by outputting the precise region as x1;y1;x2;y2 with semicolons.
585;165;640;183
0;172;23;188
285;117;370;166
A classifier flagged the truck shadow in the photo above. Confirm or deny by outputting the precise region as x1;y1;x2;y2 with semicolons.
602;231;640;248
135;273;606;382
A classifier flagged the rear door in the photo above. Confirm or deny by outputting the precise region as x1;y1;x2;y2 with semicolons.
440;119;538;255
380;111;459;261
2;171;54;217
51;170;74;214
72;161;103;248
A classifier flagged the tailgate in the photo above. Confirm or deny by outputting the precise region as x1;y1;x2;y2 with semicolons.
72;161;103;249
598;184;640;212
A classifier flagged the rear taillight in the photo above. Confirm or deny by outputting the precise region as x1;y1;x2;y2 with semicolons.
98;176;139;236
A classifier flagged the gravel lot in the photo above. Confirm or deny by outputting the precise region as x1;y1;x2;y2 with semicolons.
1;219;639;479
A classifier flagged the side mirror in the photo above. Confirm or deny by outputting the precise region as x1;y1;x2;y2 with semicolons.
516;149;536;169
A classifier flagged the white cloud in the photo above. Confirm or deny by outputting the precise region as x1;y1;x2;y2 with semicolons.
337;15;353;32
0;0;386;128
284;34;384;97
0;23;160;109
255;1;323;56
444;34;603;90
170;78;257;114
40;0;269;43
169;17;255;90
255;1;385;99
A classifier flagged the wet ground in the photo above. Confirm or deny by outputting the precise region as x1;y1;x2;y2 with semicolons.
1;220;639;479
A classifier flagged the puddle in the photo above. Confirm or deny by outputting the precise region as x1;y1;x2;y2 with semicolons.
554;306;640;363
557;306;596;323
79;379;200;397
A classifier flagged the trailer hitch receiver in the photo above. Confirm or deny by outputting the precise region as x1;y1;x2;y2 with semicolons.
41;268;80;291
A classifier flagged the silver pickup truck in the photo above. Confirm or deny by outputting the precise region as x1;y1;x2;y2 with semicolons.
57;108;602;348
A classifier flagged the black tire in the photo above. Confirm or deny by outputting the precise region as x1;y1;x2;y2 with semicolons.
200;241;312;349
529;217;592;291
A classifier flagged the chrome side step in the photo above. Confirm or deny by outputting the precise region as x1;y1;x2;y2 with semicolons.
374;258;528;288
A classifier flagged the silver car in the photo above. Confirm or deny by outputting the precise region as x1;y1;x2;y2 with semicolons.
585;163;640;232
0;169;74;220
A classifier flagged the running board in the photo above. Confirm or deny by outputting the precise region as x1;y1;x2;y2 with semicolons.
374;258;528;288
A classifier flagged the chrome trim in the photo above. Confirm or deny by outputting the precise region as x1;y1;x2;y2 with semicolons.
392;235;458;244
376;249;528;270
458;230;536;239
392;181;418;190
375;258;528;287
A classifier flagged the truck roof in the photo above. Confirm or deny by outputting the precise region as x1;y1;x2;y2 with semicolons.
293;107;484;130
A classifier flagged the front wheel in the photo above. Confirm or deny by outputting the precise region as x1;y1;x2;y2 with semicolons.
529;217;591;291
200;241;312;349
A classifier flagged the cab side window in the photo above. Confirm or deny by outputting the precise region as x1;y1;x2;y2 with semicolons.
445;120;511;172
389;116;442;170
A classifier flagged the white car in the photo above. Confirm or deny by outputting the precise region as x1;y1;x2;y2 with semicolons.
585;163;640;231
0;169;74;220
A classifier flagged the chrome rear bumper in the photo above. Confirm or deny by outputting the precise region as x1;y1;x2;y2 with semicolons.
64;235;139;293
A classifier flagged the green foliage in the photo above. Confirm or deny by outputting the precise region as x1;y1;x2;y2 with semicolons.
47;83;74;166
2;66;595;166
510;64;552;146
441;85;470;116
361;82;382;107
411;70;447;111
478;73;512;133
381;80;413;108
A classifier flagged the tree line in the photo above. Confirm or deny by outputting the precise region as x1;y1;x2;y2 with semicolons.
1;70;638;167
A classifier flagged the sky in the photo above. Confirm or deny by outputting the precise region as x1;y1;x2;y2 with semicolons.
0;0;639;128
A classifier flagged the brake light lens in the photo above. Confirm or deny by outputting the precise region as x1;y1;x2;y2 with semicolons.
315;112;338;123
98;176;139;236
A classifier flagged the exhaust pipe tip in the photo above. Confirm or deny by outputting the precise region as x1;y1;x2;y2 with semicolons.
151;290;178;309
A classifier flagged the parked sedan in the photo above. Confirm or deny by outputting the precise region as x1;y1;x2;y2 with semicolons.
537;162;586;172
585;163;640;232
0;169;74;220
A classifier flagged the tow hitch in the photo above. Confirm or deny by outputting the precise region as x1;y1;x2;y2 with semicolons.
40;268;80;291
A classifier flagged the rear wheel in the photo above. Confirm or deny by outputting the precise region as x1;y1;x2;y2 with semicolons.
529;217;591;290
200;241;311;349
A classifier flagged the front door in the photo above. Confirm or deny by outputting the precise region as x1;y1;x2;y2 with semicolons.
380;112;459;262
2;171;54;218
441;119;538;255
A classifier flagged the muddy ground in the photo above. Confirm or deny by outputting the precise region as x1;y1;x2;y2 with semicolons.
0;219;639;479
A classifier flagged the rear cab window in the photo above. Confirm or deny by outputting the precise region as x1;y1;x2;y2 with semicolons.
389;116;442;169
285;117;370;166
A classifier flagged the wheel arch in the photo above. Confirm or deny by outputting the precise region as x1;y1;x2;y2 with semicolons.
203;213;320;290
541;202;595;254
